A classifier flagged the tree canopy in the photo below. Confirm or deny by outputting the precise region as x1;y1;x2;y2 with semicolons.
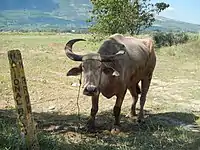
88;0;169;35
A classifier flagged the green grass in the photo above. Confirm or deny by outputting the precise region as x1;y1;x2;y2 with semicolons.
0;32;200;150
0;110;200;150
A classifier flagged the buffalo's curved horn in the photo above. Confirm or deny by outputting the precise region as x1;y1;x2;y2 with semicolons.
101;50;125;62
65;39;86;61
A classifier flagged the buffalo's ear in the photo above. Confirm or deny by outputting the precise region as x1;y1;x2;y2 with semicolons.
103;67;119;77
67;65;82;76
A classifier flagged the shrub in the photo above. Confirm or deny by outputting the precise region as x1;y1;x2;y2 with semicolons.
152;31;191;48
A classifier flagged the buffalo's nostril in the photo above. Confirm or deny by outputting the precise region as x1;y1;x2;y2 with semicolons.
83;85;98;96
86;85;97;93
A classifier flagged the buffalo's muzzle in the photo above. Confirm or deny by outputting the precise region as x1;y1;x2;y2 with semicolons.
83;85;98;96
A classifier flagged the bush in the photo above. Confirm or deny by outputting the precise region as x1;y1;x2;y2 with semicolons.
152;31;191;48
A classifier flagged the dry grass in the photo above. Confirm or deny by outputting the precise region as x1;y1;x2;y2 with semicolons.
0;32;200;150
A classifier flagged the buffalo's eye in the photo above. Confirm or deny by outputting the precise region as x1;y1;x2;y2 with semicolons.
82;65;86;70
96;65;101;70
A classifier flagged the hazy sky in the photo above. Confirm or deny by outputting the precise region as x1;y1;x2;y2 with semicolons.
152;0;200;24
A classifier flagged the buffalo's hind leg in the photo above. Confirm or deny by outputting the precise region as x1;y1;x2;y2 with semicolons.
126;83;140;118
87;95;99;132
138;75;152;123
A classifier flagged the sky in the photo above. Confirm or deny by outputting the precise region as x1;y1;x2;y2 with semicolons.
152;0;200;24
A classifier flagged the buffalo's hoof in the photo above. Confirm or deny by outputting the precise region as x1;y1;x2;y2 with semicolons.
137;119;142;123
125;112;137;119
86;120;96;133
111;125;121;135
86;127;96;133
137;118;145;124
86;123;96;133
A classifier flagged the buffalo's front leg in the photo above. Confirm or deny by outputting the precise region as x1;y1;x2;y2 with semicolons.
111;89;127;134
87;95;99;132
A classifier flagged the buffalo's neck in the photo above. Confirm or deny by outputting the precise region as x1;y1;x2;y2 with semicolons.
99;72;123;99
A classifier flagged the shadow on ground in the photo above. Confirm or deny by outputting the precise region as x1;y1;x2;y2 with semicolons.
0;109;200;150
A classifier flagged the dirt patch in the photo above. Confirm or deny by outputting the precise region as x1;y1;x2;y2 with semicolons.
48;42;64;48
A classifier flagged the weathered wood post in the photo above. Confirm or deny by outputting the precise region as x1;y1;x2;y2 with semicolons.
8;50;40;150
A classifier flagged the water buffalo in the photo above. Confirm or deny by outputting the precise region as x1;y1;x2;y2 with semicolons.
65;33;156;132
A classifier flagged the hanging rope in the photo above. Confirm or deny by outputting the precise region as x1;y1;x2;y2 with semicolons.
76;73;82;122
75;72;82;138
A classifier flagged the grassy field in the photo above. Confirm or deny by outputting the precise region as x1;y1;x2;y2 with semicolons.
0;32;200;150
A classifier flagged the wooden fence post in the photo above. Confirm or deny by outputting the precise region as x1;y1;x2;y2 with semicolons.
8;50;40;150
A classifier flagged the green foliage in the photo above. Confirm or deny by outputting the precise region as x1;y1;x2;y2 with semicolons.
89;0;169;35
152;31;197;48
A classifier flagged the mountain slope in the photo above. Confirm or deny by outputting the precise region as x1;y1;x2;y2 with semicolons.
0;0;200;32
0;0;92;31
153;16;200;32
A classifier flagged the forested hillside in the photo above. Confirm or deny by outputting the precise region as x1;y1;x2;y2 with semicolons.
0;0;200;32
